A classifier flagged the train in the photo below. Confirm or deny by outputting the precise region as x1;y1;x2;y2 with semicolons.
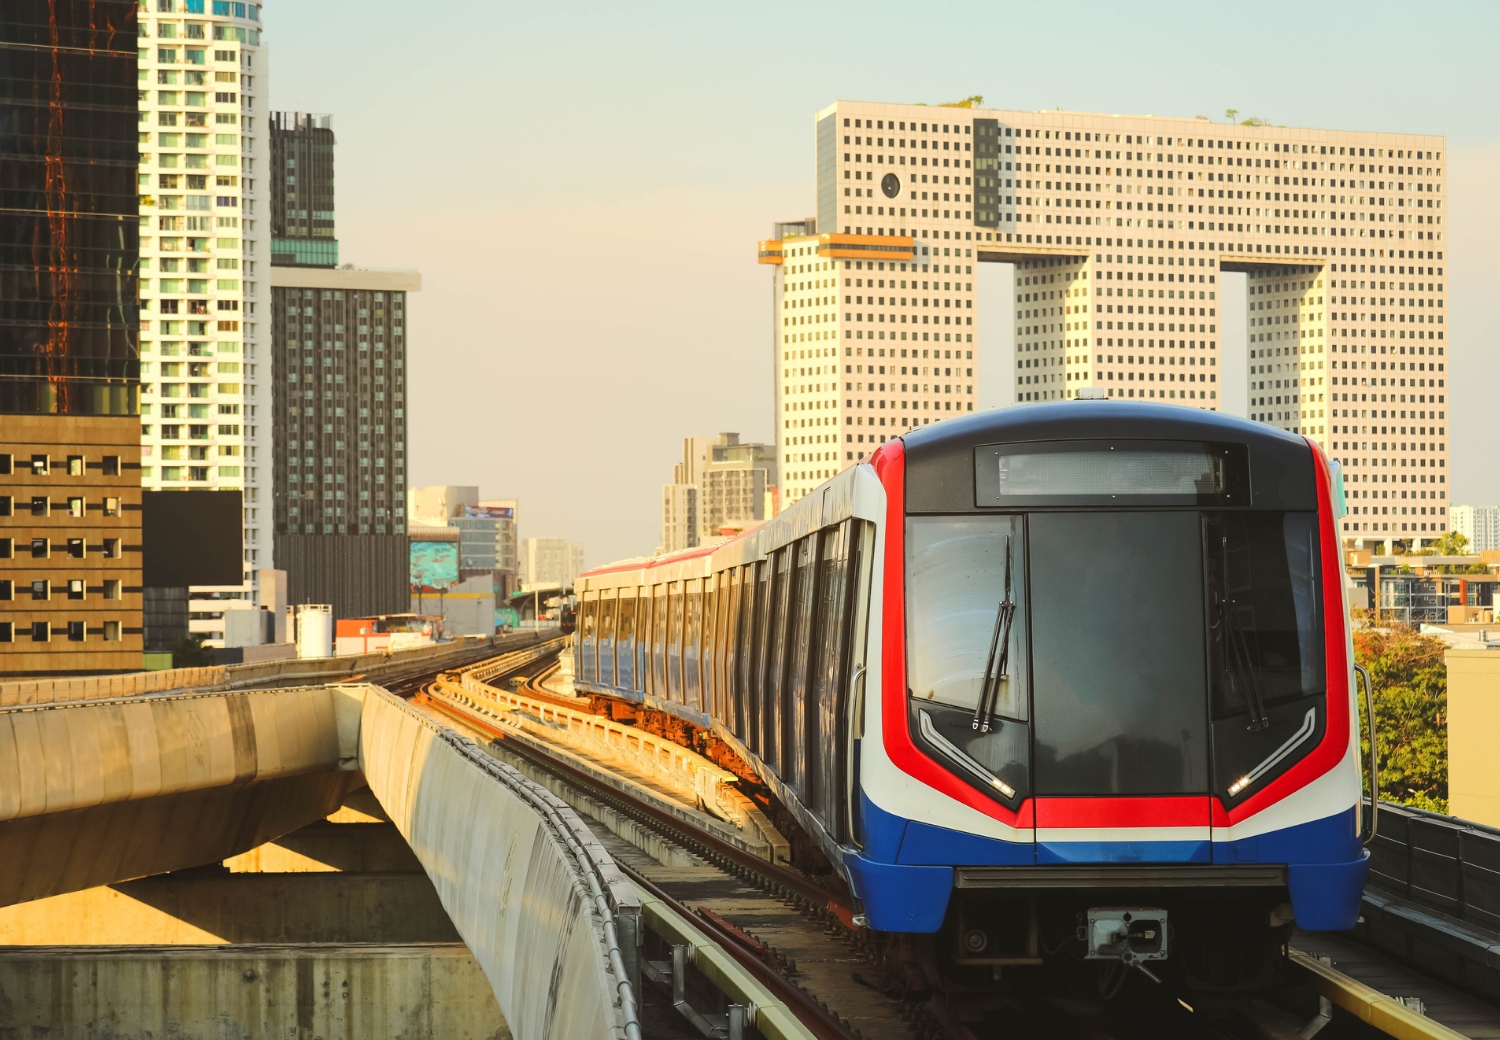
571;402;1373;988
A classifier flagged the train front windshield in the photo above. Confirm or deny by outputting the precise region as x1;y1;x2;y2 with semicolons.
906;444;1326;808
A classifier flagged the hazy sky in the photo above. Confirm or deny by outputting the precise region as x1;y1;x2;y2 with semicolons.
266;1;1500;566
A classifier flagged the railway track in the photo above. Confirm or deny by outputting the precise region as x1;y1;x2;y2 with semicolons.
409;652;1494;1040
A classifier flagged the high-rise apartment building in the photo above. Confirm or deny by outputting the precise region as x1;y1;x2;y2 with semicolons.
269;111;336;267
700;433;777;538
761;100;1449;546
270;265;416;617
660;433;778;552
1451;506;1500;554
136;0;267;642
1;0;143;674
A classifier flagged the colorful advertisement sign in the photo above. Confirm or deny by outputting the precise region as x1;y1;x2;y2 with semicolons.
410;540;460;591
464;505;514;520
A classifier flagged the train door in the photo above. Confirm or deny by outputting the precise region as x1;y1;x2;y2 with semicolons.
1027;511;1212;864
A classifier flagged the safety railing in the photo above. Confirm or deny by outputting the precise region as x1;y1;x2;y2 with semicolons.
0;631;539;708
1360;799;1500;1004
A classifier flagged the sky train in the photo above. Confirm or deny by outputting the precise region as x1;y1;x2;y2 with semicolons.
572;402;1371;985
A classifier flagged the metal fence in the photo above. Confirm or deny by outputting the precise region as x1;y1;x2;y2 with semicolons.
1361;800;1500;1002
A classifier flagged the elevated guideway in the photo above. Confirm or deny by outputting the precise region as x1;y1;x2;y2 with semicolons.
0;633;542;908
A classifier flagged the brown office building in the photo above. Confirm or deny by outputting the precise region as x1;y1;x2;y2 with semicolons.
0;1;143;674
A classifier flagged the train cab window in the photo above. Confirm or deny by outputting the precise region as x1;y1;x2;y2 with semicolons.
1206;512;1324;722
906;515;1031;803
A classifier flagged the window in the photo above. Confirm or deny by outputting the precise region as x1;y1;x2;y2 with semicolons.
31;538;49;559
0;622;11;643
103;621;121;642
30;496;49;517
104;497;120;516
0;538;10;558
103;538;120;559
68;497;84;518
67;455;84;476
0;454;10;474
907;515;1029;803
31;580;49;600
30;455;48;475
0;496;9;517
67;621;86;642
104;579;122;601
68;579;85;601
0;580;10;601
67;538;85;558
103;456;121;476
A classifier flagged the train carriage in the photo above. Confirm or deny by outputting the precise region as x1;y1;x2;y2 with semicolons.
573;402;1372;985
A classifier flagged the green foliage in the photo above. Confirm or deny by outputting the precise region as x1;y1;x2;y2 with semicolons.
1429;530;1470;556
171;635;217;668
1353;625;1448;813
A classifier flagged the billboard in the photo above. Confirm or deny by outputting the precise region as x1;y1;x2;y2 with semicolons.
142;490;244;587
410;541;460;592
464;505;514;520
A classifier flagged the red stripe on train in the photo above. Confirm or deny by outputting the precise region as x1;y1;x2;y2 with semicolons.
1033;796;1210;829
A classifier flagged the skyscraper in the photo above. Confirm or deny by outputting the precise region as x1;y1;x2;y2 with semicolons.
269;111;336;267
1;0;143;674
135;0;267;641
762;99;1448;547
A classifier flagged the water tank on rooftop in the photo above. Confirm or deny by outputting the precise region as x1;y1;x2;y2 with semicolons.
295;604;334;659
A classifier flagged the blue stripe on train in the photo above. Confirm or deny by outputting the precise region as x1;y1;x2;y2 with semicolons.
1037;839;1211;864
851;794;1368;933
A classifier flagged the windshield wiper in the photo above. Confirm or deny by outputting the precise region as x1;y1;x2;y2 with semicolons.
973;539;1016;734
1220;534;1271;732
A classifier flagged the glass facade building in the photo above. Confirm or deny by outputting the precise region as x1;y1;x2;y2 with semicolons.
1;0;145;674
0;0;140;416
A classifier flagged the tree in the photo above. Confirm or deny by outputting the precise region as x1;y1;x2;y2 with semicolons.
1225;108;1239;123
1353;625;1448;813
171;634;217;668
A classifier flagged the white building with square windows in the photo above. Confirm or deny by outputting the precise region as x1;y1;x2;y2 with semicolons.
762;99;1449;547
137;0;267;640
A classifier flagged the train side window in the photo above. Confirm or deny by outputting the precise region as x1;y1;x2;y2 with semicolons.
764;547;795;774
747;561;772;756
616;588;637;693
598;588;617;688
784;534;821;795
578;592;598;685
665;581;683;704
727;567;747;739
808;521;854;826
652;584;668;700
702;576;719;717
684;578;704;713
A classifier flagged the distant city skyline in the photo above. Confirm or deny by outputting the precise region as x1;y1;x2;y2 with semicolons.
265;0;1500;565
